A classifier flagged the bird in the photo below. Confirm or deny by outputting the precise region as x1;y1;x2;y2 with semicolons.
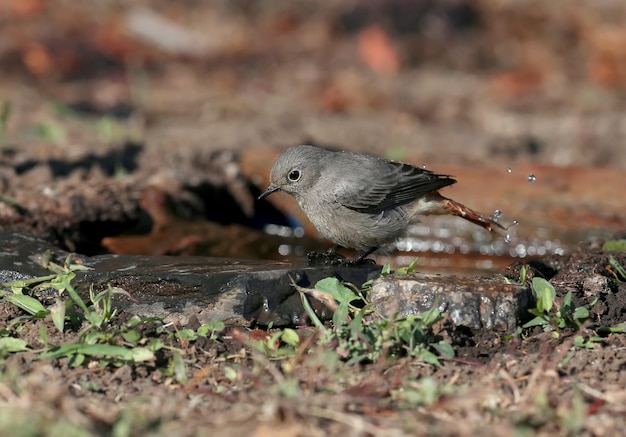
259;145;505;264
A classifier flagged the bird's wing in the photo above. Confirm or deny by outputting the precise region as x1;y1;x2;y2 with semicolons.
332;157;456;213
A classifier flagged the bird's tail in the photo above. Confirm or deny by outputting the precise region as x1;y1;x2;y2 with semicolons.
427;193;507;234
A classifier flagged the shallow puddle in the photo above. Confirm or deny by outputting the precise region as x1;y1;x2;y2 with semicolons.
256;164;625;275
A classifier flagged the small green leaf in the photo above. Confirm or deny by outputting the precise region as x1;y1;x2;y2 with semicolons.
38;325;48;346
41;343;151;362
281;328;300;347
129;347;155;362
603;240;626;252
563;291;573;307
315;277;358;305
395;258;419;275
50;299;66;333
608;323;625;333
4;280;27;294
298;289;326;330
85;312;104;329
432;341;455;358
573;335;585;348
5;294;48;316
197;320;225;337
532;277;555;313
82;330;108;345
172;350;187;383
519;265;529;284
69;264;93;272
573;306;590;320
224;366;238;381
523;316;548;328
148;338;164;352
125;315;144;328
332;302;350;328
70;354;86;367
265;331;282;351
41;343;131;360
121;330;141;345
177;329;197;342
420;307;442;326
0;337;29;352
417;350;441;366
64;281;89;314
33;122;66;143
380;263;392;276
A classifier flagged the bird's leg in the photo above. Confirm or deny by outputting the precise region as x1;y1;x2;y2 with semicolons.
308;246;377;267
350;247;378;265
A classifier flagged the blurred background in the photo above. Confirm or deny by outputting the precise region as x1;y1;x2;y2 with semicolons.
0;0;624;267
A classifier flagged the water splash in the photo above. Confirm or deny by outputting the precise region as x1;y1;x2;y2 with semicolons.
264;224;305;238
504;219;519;243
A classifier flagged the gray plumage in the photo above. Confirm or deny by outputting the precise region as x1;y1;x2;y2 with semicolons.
259;145;458;253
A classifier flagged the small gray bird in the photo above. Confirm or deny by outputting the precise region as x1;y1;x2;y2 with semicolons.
259;145;504;263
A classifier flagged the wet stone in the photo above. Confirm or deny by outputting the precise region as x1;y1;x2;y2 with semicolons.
0;233;381;327
1;232;533;331
367;273;532;332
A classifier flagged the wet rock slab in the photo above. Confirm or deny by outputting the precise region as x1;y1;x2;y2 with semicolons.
0;233;381;327
368;273;532;332
84;255;382;327
0;232;532;331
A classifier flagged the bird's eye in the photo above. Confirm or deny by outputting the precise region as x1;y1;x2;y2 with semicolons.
287;169;301;182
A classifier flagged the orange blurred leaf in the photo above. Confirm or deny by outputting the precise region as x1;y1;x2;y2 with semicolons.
9;0;45;17
358;25;399;75
22;42;53;76
490;68;545;99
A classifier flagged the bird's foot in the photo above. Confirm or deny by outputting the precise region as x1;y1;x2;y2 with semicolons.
307;248;346;266
307;248;376;267
346;257;377;267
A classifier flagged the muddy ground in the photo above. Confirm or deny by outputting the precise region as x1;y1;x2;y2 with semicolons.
1;1;626;436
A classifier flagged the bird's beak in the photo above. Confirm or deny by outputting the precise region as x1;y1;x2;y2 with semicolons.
258;184;280;200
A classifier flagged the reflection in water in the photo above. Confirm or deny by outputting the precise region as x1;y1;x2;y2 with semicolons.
259;208;615;274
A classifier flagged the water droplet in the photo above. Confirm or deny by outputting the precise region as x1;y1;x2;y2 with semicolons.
512;220;519;226
278;244;291;256
527;174;536;183
504;234;512;243
515;243;527;257
506;167;512;173
422;165;427;169
491;209;503;221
